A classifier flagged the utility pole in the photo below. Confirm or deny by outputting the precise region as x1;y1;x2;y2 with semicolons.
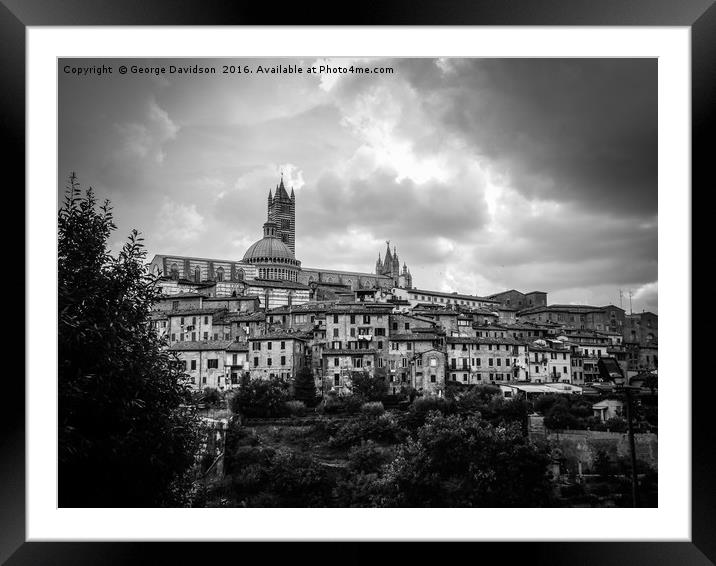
624;387;641;507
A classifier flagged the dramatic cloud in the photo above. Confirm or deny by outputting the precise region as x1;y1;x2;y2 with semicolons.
59;57;658;312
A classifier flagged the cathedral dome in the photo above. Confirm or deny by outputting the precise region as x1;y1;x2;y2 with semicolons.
243;236;295;262
242;220;300;282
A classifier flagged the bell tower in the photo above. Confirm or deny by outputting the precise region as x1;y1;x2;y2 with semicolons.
267;172;296;254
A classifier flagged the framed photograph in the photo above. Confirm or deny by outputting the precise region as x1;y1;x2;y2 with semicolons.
8;0;709;563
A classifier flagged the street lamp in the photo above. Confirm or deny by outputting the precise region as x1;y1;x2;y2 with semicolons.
613;374;641;507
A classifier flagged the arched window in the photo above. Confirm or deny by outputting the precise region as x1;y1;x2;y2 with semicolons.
170;263;179;280
194;266;201;282
216;267;224;282
236;268;244;281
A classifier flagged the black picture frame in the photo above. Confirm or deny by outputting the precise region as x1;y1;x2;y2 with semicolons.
5;1;709;564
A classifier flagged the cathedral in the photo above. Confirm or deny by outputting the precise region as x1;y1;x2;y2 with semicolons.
149;175;414;305
375;241;413;289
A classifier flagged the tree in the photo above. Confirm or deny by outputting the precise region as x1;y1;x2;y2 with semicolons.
58;175;201;507
376;412;554;507
230;376;291;417
349;370;388;401
293;365;317;406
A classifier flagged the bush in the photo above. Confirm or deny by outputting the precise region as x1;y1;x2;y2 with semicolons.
328;414;405;449
285;400;306;416
342;394;363;414
350;370;388;401
404;396;455;428
201;387;222;407
360;402;385;417
319;392;343;414
603;417;628;433
347;440;388;474
230;377;291;418
544;403;580;430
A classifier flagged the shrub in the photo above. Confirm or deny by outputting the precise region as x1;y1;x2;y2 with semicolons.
230;377;291;418
328;414;405;449
347;440;388;474
350;370;388;401
201;387;222;407
544;403;580;430
285;400;306;417
320;393;343;415
603;417;628;433
404;396;454;428
360;401;385;417
342;394;363;414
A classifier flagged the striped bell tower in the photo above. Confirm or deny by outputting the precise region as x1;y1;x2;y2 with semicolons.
267;173;296;254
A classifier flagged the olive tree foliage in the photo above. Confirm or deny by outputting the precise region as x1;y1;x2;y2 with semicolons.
58;174;201;507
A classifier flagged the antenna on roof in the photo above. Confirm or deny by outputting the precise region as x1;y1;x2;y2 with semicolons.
628;290;633;315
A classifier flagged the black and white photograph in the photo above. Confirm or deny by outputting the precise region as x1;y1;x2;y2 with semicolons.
57;56;659;509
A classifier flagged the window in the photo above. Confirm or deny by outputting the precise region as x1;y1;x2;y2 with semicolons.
563;366;568;374
281;356;286;366
363;315;371;324
392;322;398;331
203;331;209;340
171;333;176;341
334;357;339;367
191;360;196;370
333;314;339;323
207;359;218;369
334;374;340;386
333;328;339;338
430;374;436;383
375;327;385;336
350;315;356;324
267;342;272;350
430;358;437;367
254;357;259;367
281;341;286;349
353;358;362;368
172;301;179;311
232;354;238;365
405;323;410;330
252;342;260;351
191;332;196;341
267;358;272;366
488;358;494;366
350;328;356;337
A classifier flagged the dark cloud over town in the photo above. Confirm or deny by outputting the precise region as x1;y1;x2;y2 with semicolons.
59;57;657;313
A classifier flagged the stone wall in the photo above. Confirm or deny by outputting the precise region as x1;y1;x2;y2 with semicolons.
528;416;657;473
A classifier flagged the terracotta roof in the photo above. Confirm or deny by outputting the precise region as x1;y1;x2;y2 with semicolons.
169;340;235;351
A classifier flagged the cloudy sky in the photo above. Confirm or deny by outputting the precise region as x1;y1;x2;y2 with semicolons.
59;57;657;313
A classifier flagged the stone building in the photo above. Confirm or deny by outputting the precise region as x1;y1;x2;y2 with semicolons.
446;336;529;384
487;289;548;310
248;332;309;380
518;304;625;334
322;303;393;391
624;311;658;345
527;342;573;384
168;340;249;390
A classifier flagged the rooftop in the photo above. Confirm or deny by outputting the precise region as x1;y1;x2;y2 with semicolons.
406;288;500;303
169;339;235;351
